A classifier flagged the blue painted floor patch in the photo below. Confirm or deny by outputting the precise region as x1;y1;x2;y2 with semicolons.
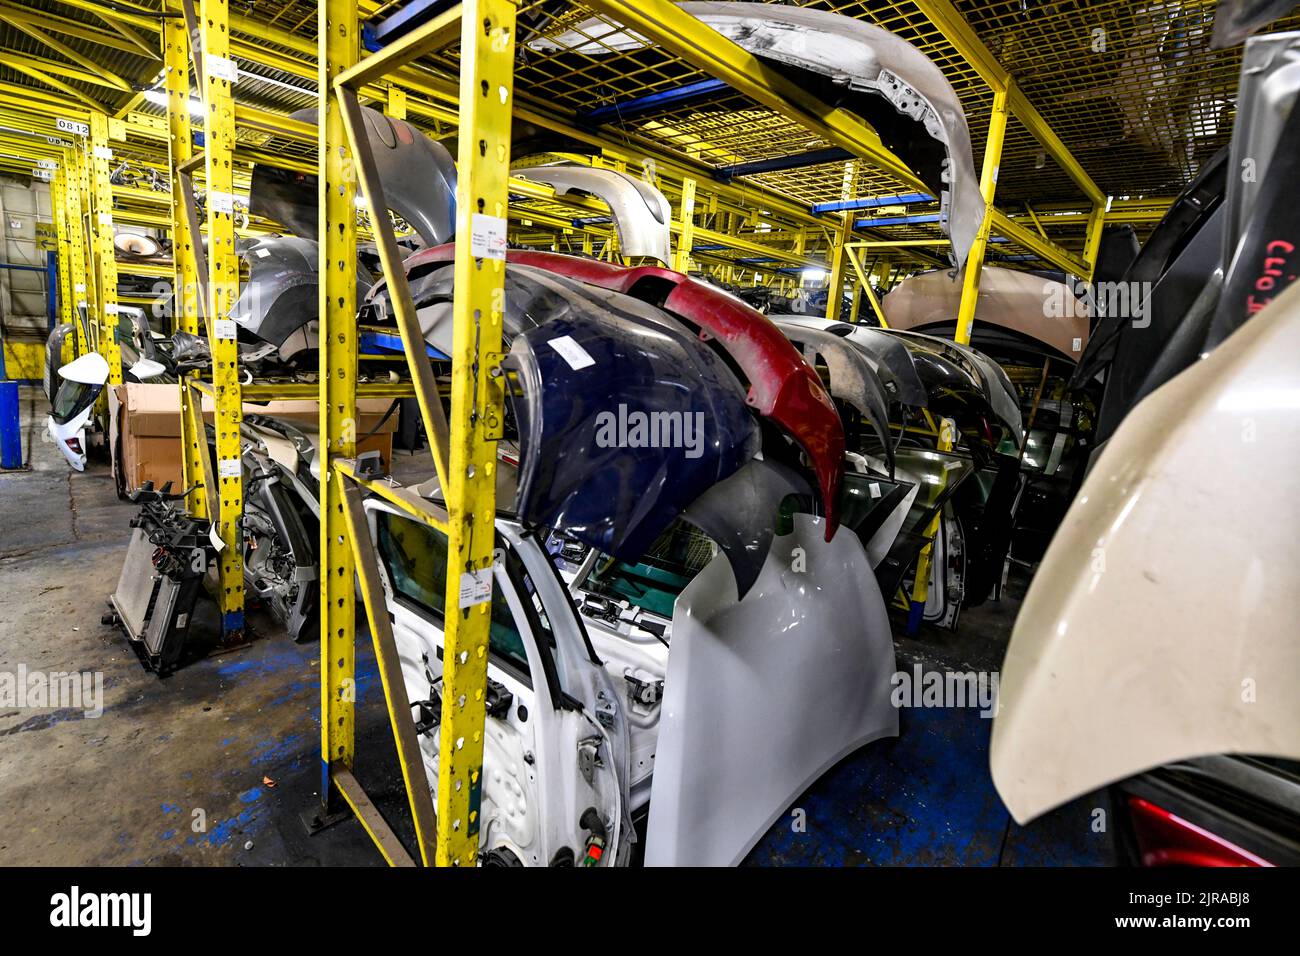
745;705;1114;866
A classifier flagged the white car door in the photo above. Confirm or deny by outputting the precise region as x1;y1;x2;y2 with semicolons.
366;503;625;865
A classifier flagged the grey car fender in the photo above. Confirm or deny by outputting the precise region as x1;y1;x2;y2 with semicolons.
513;164;673;265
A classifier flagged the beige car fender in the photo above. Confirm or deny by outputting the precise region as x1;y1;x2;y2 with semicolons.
990;280;1300;824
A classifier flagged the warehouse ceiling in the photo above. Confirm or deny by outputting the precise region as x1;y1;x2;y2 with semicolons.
2;0;1295;264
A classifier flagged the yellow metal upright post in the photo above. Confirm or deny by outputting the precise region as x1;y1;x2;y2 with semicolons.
50;169;76;335
1082;200;1107;280
437;0;517;866
954;87;1008;346
673;177;696;273
164;4;206;519
88;112;122;384
319;0;361;802
906;416;955;634
62;146;91;356
823;212;852;321
199;0;245;637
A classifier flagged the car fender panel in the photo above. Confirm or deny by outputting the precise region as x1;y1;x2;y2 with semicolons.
990;280;1300;824
646;513;898;866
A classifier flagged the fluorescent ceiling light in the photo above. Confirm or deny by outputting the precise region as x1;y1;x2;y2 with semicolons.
142;89;204;117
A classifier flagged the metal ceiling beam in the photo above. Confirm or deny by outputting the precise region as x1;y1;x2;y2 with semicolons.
0;48;133;90
0;4;153;57
912;0;1106;207
4;19;135;91
0;55;105;111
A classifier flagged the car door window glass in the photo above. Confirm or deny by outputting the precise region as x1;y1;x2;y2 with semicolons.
375;511;530;679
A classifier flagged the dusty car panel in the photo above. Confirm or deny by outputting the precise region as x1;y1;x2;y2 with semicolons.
512;164;673;264
990;280;1300;825
505;288;761;561
400;244;846;536
887;329;1023;445
882;266;1090;362
771;315;928;408
773;320;894;475
682;456;812;599
249;106;457;247
645;513;898;866
229;237;373;359
534;2;982;268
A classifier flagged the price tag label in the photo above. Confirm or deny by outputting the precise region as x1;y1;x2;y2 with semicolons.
458;568;493;609
208;191;236;214
547;334;594;371
204;54;239;83
469;212;507;260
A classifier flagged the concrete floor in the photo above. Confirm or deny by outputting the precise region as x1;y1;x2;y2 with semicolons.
0;387;1111;866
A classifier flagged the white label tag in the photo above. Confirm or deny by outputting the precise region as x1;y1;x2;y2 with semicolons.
218;458;241;479
75;283;85;293
93;145;113;160
104;303;121;315
209;190;236;214
547;335;594;371
98;212;113;226
204;54;239;83
1071;337;1082;352
869;482;882;499
57;118;89;137
213;318;238;340
36;159;56;169
458;568;493;609
469;212;507;259
254;247;270;258
209;522;226;553
8;219;19;229
33;169;52;180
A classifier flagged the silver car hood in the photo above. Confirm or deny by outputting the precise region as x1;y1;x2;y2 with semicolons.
249;106;457;248
990;279;1300;824
646;512;898;865
533;2;982;268
512;164;672;264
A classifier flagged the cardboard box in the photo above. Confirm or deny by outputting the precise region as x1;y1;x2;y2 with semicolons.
109;383;396;496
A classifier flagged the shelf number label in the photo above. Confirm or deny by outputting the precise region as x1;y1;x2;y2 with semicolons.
57;118;89;137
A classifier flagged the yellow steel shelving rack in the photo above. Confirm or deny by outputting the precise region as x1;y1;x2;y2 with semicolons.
308;0;1121;867
0;0;1186;866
